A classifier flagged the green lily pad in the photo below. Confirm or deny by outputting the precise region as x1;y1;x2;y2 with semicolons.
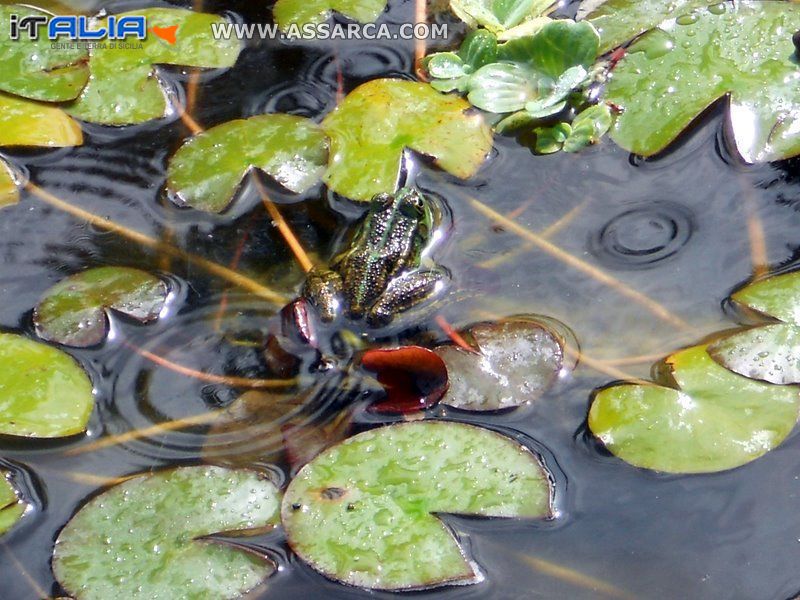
53;465;280;600
33;267;167;348
449;0;554;35
0;473;25;535
0;333;93;438
0;160;18;208
730;271;800;324
0;5;89;101
166;114;328;213
709;324;800;386
582;0;720;54
273;0;386;29
605;2;800;162
322;79;492;201
66;8;241;125
282;420;552;590
589;345;800;473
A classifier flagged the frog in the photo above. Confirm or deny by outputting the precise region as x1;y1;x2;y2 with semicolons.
302;187;450;327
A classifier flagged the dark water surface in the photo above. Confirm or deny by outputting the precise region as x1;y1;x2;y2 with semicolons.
3;0;800;598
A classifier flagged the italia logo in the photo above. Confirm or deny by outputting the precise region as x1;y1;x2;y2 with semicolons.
8;14;178;44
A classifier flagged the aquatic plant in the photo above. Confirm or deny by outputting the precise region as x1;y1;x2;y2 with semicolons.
273;0;386;30
449;0;555;38
0;474;25;536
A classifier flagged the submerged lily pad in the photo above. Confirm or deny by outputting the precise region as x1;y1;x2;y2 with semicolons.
0;5;89;101
449;0;554;36
53;465;280;600
0;333;93;438
274;0;386;29
67;9;241;125
0;473;25;535
33;267;167;347
605;2;800;162
709;324;800;386
282;421;552;590
166;114;328;213
730;271;800;324
322;79;492;201
434;318;564;411
589;345;800;473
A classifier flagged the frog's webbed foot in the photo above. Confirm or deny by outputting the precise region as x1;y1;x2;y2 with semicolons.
367;267;450;327
302;267;344;322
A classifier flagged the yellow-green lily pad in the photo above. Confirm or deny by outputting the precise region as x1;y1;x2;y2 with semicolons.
322;79;493;201
67;8;241;125
605;2;800;162
166;114;328;213
33;266;168;348
730;270;800;324
282;421;552;590
0;472;25;535
589;345;800;474
53;465;280;600
0;4;89;101
0;333;94;438
274;0;386;30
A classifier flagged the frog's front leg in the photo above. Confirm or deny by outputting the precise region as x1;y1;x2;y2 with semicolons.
366;267;450;327
302;267;344;322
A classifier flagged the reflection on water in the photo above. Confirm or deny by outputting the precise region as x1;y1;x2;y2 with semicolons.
3;0;800;598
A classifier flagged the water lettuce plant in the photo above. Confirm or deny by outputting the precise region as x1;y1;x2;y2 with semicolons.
273;0;386;30
449;0;555;37
66;8;241;125
282;421;552;590
0;333;93;438
33;267;168;347
0;473;25;536
166;114;328;212
603;1;800;162
53;466;280;599
0;93;83;207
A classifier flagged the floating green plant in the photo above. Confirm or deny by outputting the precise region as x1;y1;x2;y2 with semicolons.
33;267;168;347
282;421;552;590
0;473;25;536
53;466;280;599
449;0;555;37
0;333;93;438
273;0;386;30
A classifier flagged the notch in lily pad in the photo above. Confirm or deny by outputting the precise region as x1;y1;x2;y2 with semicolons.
0;472;26;536
166;114;328;213
0;333;94;438
282;420;553;590
434;316;568;411
53;465;281;599
33;267;168;347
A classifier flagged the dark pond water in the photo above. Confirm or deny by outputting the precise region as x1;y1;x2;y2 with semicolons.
4;0;800;598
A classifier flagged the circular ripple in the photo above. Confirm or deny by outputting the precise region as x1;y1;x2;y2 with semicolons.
591;201;694;269
302;43;412;90
246;80;333;118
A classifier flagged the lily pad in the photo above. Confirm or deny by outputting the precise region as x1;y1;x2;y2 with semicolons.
709;324;800;386
166;114;328;213
282;421;552;590
0;5;89;101
66;9;241;125
434;318;564;411
0;473;25;535
582;0;720;53
730;270;800;324
605;2;800;162
0;161;17;208
589;345;800;473
321;79;492;201
33;267;167;347
449;0;554;36
0;333;93;438
273;0;386;29
53;465;280;600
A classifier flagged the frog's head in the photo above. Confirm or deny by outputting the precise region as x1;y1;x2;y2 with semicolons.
393;187;434;226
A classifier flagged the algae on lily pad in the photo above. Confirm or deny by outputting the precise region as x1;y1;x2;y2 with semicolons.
322;79;492;201
33;267;167;347
605;2;800;162
0;4;89;101
434;318;564;411
282;421;552;590
53;465;280;600
274;0;386;30
589;345;800;473
167;114;328;213
0;333;93;438
0;473;25;535
0;92;83;207
67;8;241;125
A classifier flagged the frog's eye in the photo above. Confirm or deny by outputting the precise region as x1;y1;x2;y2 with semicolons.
400;197;425;218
